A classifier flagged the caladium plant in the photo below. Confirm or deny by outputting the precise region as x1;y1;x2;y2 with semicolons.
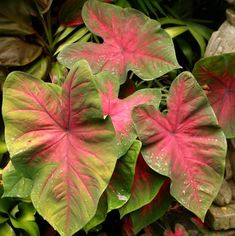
132;72;227;220
193;52;235;138
58;0;180;83
94;72;161;156
2;60;118;236
0;0;230;235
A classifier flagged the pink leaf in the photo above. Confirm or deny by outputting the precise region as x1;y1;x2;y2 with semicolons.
2;60;117;236
95;72;161;156
193;52;235;138
58;0;180;83
164;224;188;236
132;72;227;220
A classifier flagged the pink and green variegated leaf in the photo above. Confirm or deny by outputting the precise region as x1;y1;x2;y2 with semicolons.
130;179;172;235
119;155;165;218
106;140;141;212
58;0;180;84
2;60;117;236
132;72;227;220
95;72;161;157
193;52;235;138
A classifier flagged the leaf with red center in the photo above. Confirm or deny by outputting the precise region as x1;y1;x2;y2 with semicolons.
119;155;165;218
132;72;227;220
129;179;172;235
58;0;180;83
95;72;161;157
193;53;235;138
2;60;117;236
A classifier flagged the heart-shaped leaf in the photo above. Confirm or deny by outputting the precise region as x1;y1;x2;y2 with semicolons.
132;72;227;220
119;155;165;218
58;0;180;83
3;60;117;236
193;52;235;138
95;72;161;156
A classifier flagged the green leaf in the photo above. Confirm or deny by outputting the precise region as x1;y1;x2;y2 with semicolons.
0;223;16;236
0;37;42;66
25;57;49;80
9;202;40;236
165;26;188;38
49;62;68;85
2;162;32;198
83;194;107;233
106;140;141;212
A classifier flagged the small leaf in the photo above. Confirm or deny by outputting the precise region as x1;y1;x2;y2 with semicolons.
193;52;235;138
119;155;165;218
95;72;161;156
58;0;180;83
25;57;49;80
36;0;53;13
2;162;32;198
132;72;227;220
106;140;141;212
9;202;40;236
130;179;172;234
3;60;117;236
0;37;42;66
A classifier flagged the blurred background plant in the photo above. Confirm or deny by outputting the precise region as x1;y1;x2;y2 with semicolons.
0;0;229;235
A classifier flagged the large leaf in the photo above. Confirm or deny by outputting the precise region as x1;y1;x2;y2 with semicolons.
0;37;42;66
2;60;117;236
106;140;141;212
132;72;227;220
119;155;165;218
58;0;179;83
193;53;235;138
95;72;161;156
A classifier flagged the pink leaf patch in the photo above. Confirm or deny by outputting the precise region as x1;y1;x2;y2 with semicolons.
132;72;226;220
95;72;161;157
58;0;180;83
2;60;117;236
164;224;188;236
193;52;235;138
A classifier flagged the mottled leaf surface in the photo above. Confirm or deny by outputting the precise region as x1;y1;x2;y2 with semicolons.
58;0;179;83
193;53;235;138
119;155;165;218
3;60;117;236
95;72;161;156
106;140;141;212
133;72;226;220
